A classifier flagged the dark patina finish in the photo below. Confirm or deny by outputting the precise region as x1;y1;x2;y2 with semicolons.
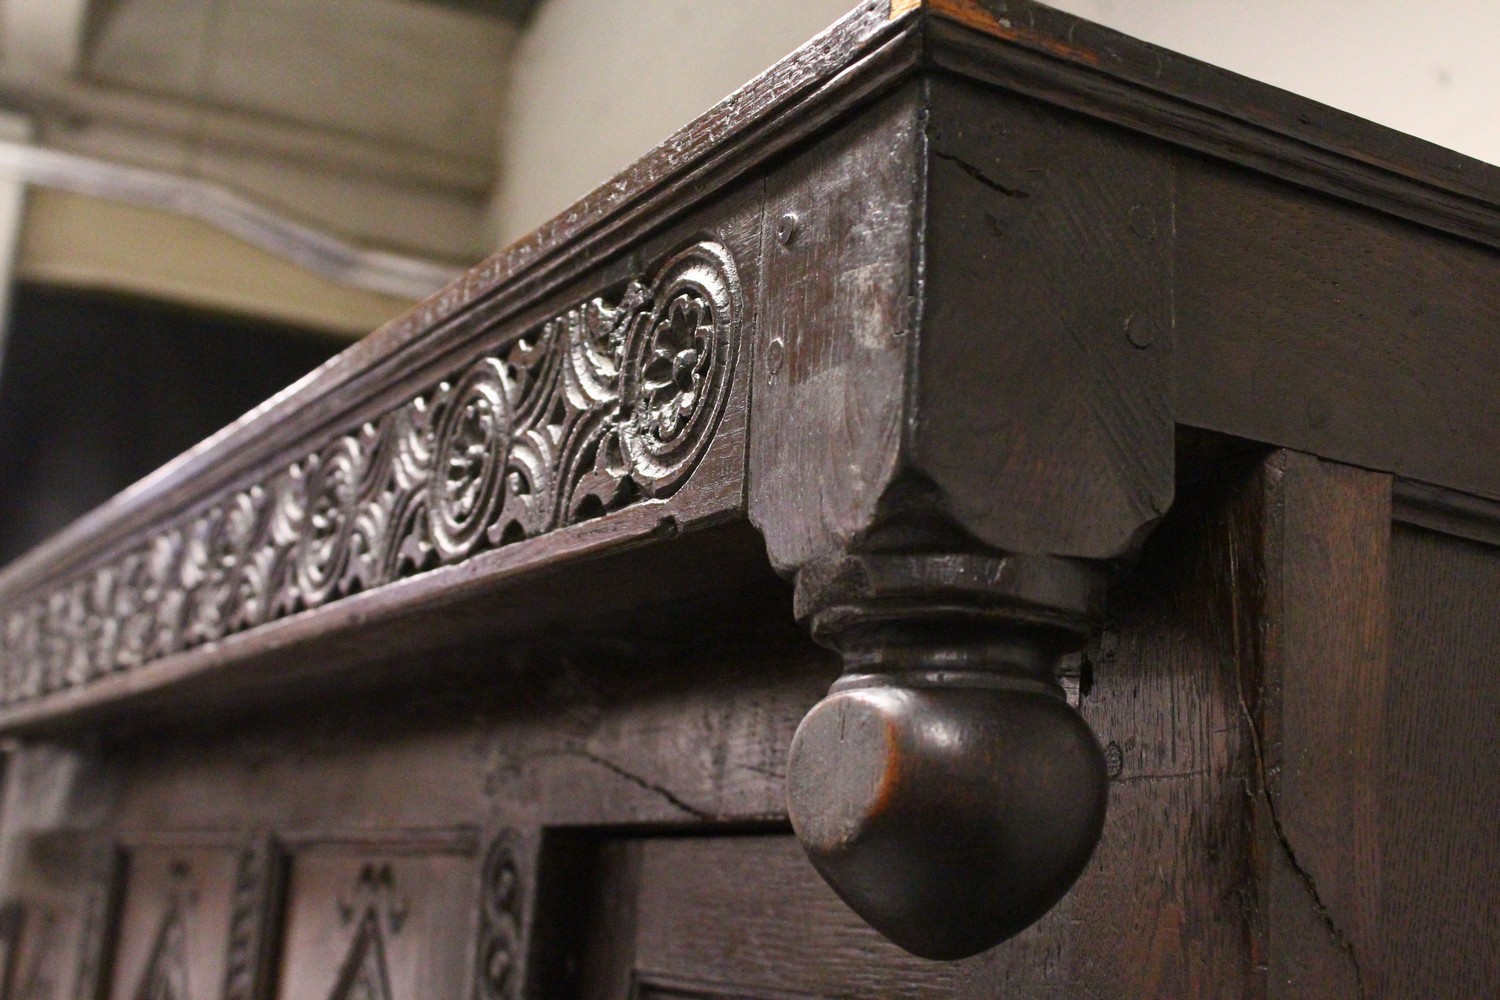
0;1;1497;994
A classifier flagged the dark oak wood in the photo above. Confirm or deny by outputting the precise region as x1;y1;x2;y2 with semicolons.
0;0;1498;994
1175;161;1500;503
1381;526;1500;996
1236;453;1390;998
956;447;1262;996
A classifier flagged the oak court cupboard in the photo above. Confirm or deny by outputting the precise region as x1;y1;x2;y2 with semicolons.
0;1;1496;996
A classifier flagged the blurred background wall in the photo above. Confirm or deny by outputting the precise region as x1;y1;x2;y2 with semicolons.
0;0;1497;559
1051;0;1500;168
495;0;1500;246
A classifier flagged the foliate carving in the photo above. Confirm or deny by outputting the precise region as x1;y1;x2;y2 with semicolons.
473;837;522;1000
430;360;513;561
621;246;738;494
0;241;741;709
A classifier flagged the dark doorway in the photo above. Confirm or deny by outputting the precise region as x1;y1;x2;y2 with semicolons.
0;284;345;565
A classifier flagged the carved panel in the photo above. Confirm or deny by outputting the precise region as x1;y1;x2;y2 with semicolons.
275;848;475;999
0;241;742;709
130;895;189;1000
324;865;402;1000
105;847;237;1000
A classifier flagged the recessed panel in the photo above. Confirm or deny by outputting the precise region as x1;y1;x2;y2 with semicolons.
275;848;475;1000
108;844;239;1000
544;832;952;1000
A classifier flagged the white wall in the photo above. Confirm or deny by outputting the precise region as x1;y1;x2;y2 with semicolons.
492;0;1500;250
490;0;854;246
0;113;30;374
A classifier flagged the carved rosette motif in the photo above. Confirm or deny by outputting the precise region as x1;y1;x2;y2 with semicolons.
0;242;741;707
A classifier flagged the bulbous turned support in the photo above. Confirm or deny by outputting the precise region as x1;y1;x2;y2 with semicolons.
786;551;1110;960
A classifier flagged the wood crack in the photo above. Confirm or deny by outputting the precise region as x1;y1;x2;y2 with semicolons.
569;749;717;821
1236;684;1366;997
931;149;1031;198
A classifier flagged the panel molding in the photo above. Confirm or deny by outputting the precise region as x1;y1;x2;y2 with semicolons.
71;844;126;1000
1392;477;1500;549
221;839;287;1000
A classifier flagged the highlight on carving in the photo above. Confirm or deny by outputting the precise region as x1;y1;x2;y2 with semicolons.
0;241;740;705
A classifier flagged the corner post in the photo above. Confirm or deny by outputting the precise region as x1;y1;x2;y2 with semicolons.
750;76;1175;958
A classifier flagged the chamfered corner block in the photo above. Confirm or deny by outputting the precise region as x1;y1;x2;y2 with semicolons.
749;71;1174;957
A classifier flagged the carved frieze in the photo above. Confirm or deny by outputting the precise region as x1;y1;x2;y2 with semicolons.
0;242;741;709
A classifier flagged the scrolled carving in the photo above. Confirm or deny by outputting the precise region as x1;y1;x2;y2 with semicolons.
222;839;286;1000
473;836;523;1000
0;240;740;709
295;437;365;607
430;361;514;561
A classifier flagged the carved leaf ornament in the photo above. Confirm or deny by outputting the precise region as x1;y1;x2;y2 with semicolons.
0;242;740;707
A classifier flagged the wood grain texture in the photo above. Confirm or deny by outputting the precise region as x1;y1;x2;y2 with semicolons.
1176;159;1500;505
10;0;1500;733
752;75;1172;958
749;84;920;571
1249;452;1391;998
752;74;1176;565
7;0;1500;991
917;75;1173;558
920;0;1500;251
593;835;955;1000
1382;526;1500;997
958;444;1260;997
12;0;1500;609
